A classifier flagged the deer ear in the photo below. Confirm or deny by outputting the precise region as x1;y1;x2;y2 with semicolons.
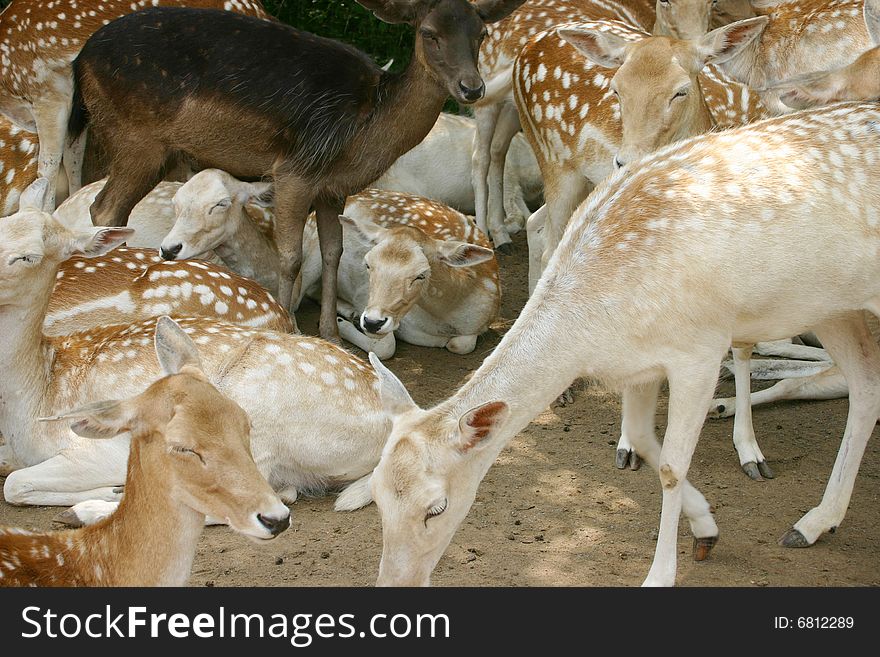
558;28;630;69
473;0;527;24
39;399;131;439
695;16;768;67
369;352;418;416
239;180;274;207
71;226;135;258
355;0;425;25
456;401;509;453
340;214;388;246
154;316;203;376
436;241;495;267
771;69;844;110
866;0;880;45
19;177;50;211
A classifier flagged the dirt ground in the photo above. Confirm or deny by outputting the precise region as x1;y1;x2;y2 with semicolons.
1;230;878;587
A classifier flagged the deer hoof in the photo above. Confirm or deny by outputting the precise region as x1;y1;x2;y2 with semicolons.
757;461;775;479
495;241;513;256
742;462;764;481
54;508;85;528
556;387;575;406
693;535;718;561
779;529;811;548
615;448;630;469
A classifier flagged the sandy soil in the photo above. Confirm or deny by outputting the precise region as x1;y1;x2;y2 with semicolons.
1;231;878;586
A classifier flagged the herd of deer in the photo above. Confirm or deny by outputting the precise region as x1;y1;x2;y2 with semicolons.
0;0;877;587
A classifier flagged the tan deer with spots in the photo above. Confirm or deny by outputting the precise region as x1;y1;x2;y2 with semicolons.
0;317;289;587
0;206;391;515
368;103;880;587
151;172;501;358
472;0;752;248
0;0;269;211
0;116;41;216
718;0;878;114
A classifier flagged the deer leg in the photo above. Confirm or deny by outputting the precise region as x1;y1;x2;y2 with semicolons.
3;436;130;507
541;169;592;277
780;312;880;547
622;378;718;561
63;126;88;196
643;357;724;587
89;142;168;227
754;339;831;361
485;102;520;252
272;177;313;314
32;96;72;211
526;204;547;295
472;103;501;236
617;384;659;471
729;344;774;480
315;197;345;342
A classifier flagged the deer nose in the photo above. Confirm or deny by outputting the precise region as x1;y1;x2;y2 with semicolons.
257;511;290;537
361;315;390;335
458;80;485;102
160;243;183;260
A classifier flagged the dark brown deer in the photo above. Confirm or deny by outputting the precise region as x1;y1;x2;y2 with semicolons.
70;0;526;341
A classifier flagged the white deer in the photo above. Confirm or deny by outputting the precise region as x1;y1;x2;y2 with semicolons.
367;102;880;587
0;316;290;586
0;206;389;514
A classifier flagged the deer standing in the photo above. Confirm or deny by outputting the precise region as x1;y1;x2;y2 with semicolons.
0;316;290;587
0;207;390;513
69;0;526;343
0;0;269;211
367;102;880;587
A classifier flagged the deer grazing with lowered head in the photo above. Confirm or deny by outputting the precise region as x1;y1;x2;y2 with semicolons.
0;207;391;514
155;172;500;358
0;316;290;587
69;0;526;343
0;0;270;211
716;0;878;114
366;102;880;587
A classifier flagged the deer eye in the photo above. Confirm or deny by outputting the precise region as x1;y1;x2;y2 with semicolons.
209;199;232;214
171;445;205;464
8;254;41;266
424;498;448;525
672;87;689;101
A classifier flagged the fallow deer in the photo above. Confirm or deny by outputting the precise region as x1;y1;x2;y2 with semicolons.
717;0;878;115
367;102;880;587
1;116;41;216
0;207;391;513
69;0;526;344
0;0;269;211
0;316;290;587
156;172;501;358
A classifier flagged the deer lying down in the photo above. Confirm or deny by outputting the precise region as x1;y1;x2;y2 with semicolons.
159;172;501;358
367;103;880;587
769;46;880;110
0;209;390;513
371;112;543;233
0;317;289;587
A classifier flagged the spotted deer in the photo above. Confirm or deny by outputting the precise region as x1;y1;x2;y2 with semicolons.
471;0;753;248
70;0;526;344
0;208;391;514
367;103;880;587
717;0;878;115
1;116;41;216
157;172;501;358
0;317;290;587
0;0;270;212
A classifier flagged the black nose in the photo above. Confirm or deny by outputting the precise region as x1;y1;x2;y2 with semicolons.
361;316;387;334
459;80;485;102
160;244;182;260
257;513;290;537
614;157;625;169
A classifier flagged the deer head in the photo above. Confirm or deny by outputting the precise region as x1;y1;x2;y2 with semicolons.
357;0;527;103
368;354;509;586
340;213;493;336
560;16;768;168
44;316;290;540
654;0;716;40
161;169;272;261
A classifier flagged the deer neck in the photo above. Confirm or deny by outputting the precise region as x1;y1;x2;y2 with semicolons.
352;53;450;183
0;286;54;461
438;285;584;471
214;212;280;293
83;437;204;586
683;78;715;138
